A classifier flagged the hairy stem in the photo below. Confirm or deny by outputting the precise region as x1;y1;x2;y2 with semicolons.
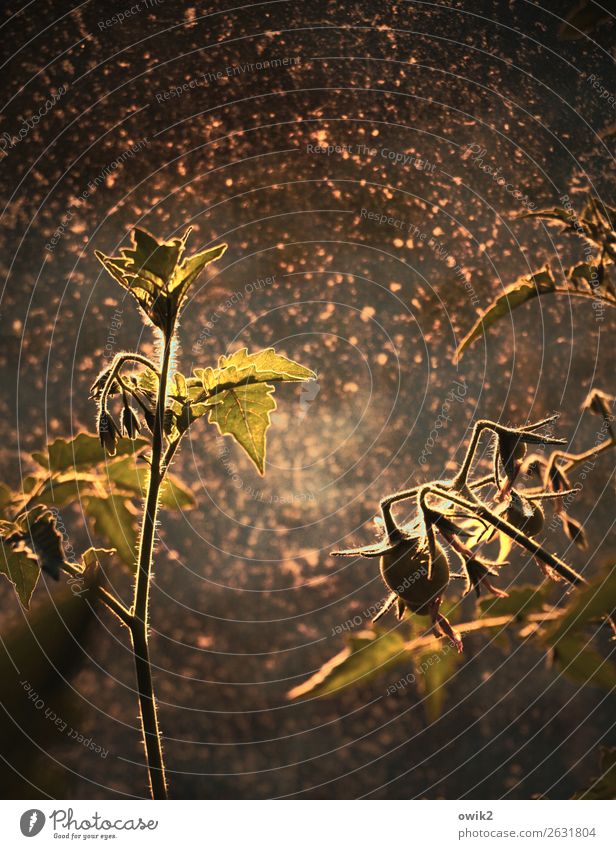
553;433;615;474
451;420;489;489
99;353;160;407
131;333;173;800
130;624;167;799
428;485;586;586
61;561;132;627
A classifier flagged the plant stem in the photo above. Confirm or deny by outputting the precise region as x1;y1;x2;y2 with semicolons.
97;586;133;626
451;420;488;489
130;624;167;799
428;485;585;586
553;433;615;474
131;333;173;800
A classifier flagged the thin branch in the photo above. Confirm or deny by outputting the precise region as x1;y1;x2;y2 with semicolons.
427;485;586;586
451;420;491;489
96;586;133;627
551;286;616;307
61;561;133;627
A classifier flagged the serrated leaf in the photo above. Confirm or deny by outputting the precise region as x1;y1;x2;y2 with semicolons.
21;474;102;509
478;584;547;619
287;629;408;700
454;267;556;361
83;495;137;570
134;367;159;399
552;635;616;691
32;433;148;473
124;227;186;283
205;382;277;474
104;456;195;510
218;348;316;382
168;242;228;304
97;229;227;330
0;540;40;608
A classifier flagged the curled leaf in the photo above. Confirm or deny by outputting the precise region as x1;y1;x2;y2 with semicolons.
454;266;556;361
0;541;40;608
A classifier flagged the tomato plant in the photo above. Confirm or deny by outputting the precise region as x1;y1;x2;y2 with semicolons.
0;227;314;799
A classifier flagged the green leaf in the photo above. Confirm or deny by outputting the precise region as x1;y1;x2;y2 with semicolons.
569;262;616;300
0;540;40;609
454;267;556;362
478;584;548;619
189;348;315;458
415;641;460;722
133;367;159;400
287;629;408;700
96;229;227;330
83;495;137;570
552;635;616;691
573;747;616;799
21;474;102;509
517;207;576;226
217;348;316;382
195;348;315;398
545;567;616;644
32;433;148;473
171;372;187;400
81;547;116;578
168;242;228;305
205;382;277;475
124;227;186;283
569;262;599;290
105;456;195;510
16;506;66;580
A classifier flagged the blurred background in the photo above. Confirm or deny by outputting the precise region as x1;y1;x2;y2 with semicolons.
0;0;615;799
